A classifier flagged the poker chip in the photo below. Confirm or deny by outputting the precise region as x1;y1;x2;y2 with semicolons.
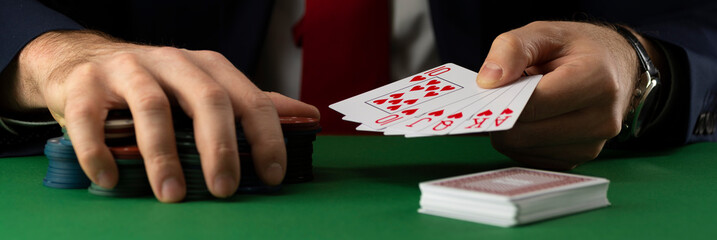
43;112;320;201
176;142;199;154
104;132;135;139
280;117;320;184
44;138;74;152
47;161;84;170
46;166;84;175
43;179;91;189
109;146;140;156
61;127;70;140
104;117;136;142
237;184;282;194
104;118;134;130
174;130;194;141
42;136;90;189
88;185;152;198
279;117;321;131
114;158;145;166
88;144;152;198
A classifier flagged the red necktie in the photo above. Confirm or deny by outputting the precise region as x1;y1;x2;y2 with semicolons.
294;0;390;134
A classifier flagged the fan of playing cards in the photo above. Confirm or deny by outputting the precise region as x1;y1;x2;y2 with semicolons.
330;63;542;136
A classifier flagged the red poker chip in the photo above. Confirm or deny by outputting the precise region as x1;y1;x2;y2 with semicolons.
280;117;320;131
109;146;141;156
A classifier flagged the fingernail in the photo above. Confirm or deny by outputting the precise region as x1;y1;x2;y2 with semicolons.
477;62;503;87
97;170;114;189
213;173;237;198
161;177;183;202
265;162;284;185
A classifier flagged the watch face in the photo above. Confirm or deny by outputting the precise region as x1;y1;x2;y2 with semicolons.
634;78;659;137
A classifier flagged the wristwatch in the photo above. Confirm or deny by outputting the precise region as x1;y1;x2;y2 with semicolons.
614;25;661;141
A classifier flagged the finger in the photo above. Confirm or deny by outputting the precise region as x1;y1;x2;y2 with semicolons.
477;21;565;88
107;54;185;202
190;50;286;186
62;63;117;189
264;92;320;118
520;59;614;122
490;105;621;149
240;96;286;186
147;48;240;198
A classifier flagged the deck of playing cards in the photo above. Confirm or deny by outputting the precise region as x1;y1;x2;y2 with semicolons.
418;167;610;227
330;63;542;137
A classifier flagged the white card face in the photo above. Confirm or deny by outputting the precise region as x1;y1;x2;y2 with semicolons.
482;75;541;132
342;115;363;123
365;78;462;113
355;124;383;132
382;90;493;135
382;129;408;135
449;75;541;135
329;63;481;130
410;78;529;137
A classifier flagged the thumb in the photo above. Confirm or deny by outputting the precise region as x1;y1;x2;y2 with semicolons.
264;92;320;119
477;22;563;88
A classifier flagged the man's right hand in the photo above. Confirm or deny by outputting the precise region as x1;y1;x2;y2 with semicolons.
2;30;319;202
475;21;661;170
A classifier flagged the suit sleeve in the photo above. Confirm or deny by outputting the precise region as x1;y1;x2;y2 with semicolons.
631;2;717;147
0;0;82;72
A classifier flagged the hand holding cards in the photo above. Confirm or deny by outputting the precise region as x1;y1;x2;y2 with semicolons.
330;63;542;136
418;168;610;227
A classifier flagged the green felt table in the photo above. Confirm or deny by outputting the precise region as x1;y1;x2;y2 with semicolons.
1;136;716;239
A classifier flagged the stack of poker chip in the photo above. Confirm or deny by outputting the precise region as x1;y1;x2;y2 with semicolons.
44;110;320;200
42;136;91;188
174;127;212;199
280;117;321;183
85;114;154;197
170;115;322;196
173;122;281;196
103;117;136;145
87;145;152;197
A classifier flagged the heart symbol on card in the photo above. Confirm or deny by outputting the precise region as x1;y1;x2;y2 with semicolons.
424;92;439;97
404;99;418;104
441;86;456;91
426;80;441;85
402;109;418;115
501;108;513;115
387;105;401;111
373;99;387;105
410;75;426;82
428;110;444;116
410;85;425;91
426;86;440;91
390;93;404;98
388;99;403;105
477;110;493;116
447;112;463;119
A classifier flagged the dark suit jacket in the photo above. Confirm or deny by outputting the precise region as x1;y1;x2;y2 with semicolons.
2;0;716;156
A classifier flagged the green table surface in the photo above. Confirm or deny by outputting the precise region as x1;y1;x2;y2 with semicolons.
1;136;716;239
